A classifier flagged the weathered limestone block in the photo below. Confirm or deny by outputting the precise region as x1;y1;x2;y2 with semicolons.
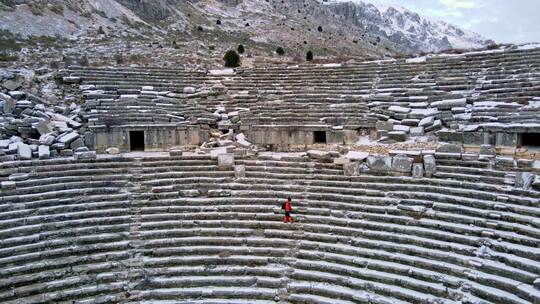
515;172;534;190
436;143;462;153
58;132;79;144
180;190;200;197
345;151;369;161
8;173;29;181
234;165;246;178
106;147;120;155
208;189;232;197
392;155;413;173
388;106;411;114
38;145;50;159
424;155;436;177
410;127;425;137
307;150;332;161
183;87;196;94
343;162;360;176
412;163;424;178
17;143;32;160
367;156;392;173
479;144;496;156
418;116;435;127
1;181;15;190
74;151;96;160
388;131;407;141
495;156;515;168
432;98;467;110
376;121;393;131
218;153;235;169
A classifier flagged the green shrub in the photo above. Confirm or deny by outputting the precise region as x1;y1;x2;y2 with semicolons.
306;50;313;61
237;44;245;54
276;47;285;56
223;50;241;68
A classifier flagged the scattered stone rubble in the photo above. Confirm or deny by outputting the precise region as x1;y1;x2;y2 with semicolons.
0;69;94;161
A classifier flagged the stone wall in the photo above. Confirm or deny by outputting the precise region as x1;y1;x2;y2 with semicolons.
246;125;354;151
91;125;207;153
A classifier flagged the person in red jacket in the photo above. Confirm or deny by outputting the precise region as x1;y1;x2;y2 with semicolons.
282;197;293;223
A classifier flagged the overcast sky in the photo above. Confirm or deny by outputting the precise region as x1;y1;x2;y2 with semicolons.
354;0;539;44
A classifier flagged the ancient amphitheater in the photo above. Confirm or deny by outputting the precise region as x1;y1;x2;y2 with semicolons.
1;46;540;304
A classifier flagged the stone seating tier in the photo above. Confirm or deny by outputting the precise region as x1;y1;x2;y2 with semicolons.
2;154;539;303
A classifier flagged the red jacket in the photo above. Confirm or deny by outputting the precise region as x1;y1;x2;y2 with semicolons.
282;201;292;212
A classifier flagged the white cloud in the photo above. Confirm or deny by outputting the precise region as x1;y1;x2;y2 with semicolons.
439;0;476;9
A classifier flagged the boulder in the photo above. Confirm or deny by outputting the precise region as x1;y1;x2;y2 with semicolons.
218;153;234;169
367;156;392;173
423;155;436;177
412;163;424;178
392;154;413;173
38;145;50;159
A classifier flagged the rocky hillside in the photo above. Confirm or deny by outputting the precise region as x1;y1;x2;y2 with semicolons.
0;0;493;68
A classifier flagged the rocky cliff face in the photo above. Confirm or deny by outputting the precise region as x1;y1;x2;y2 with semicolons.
323;1;493;53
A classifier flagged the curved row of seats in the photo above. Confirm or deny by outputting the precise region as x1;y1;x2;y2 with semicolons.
1;154;539;303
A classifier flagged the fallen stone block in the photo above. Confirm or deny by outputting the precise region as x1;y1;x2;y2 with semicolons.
392;154;413;173
344;151;369;161
388;131;407;141
208;189;232;197
8;173;29;181
74;151;96;160
388;105;411;114
1;181;16;190
418;116;435;127
515;172;534;190
375;120;393;131
410;127;425;137
424;155;436;177
436;143;462;153
234;165;246;178
343;162;360;176
479;144;496;156
106;147;120;154
412;163;424;178
367;155;392;173
432;98;467;110
57;132;79;144
307;150;332;161
38;145;50;159
17;143;32;160
218;153;234;169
